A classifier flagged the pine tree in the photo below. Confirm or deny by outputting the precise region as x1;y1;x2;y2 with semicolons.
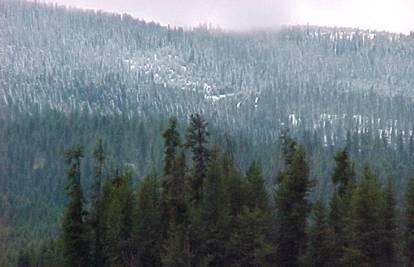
331;149;355;197
226;207;273;266
164;152;188;225
197;145;228;266
101;170;135;266
381;176;398;266
90;139;106;267
162;117;181;176
245;161;268;211
273;143;312;267
404;176;414;266
225;160;273;266
186;113;209;205
161;116;182;242
162;222;189;267
134;174;163;266
329;148;355;266
61;145;90;267
303;201;334;267
343;166;385;266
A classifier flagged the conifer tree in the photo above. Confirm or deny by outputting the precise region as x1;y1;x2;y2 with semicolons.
343;166;385;266
245;161;268;211
226;207;273;266
134;174;163;266
273;142;312;267
303;201;334;267
198;146;228;266
162;117;181;176
404;176;414;266
225;160;273;266
161;151;193;266
329;148;355;266
61;145;90;267
382;176;398;266
161;116;182;241
90;139;106;267
101;170;135;266
186;113;210;205
331;149;355;196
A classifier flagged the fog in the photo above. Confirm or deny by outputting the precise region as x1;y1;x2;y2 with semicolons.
38;0;414;33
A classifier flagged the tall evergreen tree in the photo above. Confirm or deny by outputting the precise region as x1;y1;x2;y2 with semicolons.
303;201;334;267
225;160;273;266
404;176;414;266
134;174;163;266
101;170;135;266
198;145;228;266
343;166;385;266
162;117;181;176
245;161;268;211
162;151;192;267
90;139;106;267
381;176;398;266
331;149;355;197
186;113;210;205
273;143;312;267
61;145;90;267
329;148;355;266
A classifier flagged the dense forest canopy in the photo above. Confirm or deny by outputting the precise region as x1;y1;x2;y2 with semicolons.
1;1;414;266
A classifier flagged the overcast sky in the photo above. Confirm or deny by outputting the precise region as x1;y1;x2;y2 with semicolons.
39;0;414;34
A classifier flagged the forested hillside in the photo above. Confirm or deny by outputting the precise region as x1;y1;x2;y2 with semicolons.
1;1;414;266
13;114;414;267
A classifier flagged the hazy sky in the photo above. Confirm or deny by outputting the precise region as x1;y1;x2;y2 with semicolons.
39;0;414;34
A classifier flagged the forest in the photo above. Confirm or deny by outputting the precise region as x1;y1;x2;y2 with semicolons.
1;1;414;266
12;114;414;267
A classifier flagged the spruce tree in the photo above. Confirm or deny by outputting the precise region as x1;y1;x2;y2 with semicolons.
225;160;273;266
162;117;181;176
404;176;414;266
61;145;90;267
343;166;385;266
329;148;355;266
226;207;273;266
198;146;228;266
382;176;397;266
90;139;106;267
134;174;163;266
161;116;182;242
185;113;210;205
101;170;135;266
331;149;355;197
303;201;334;267
273;143;312;267
245;161;268;211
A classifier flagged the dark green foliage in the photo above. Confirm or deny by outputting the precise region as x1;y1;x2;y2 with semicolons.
101;170;135;266
9;115;414;267
90;139;106;267
382;177;398;266
245;161;268;211
61;146;90;267
302;201;334;267
197;145;228;266
134;174;163;266
343;166;385;266
274;143;312;267
162;117;181;176
226;207;273;267
329;148;356;266
186;113;210;205
332;150;355;197
404;176;414;266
